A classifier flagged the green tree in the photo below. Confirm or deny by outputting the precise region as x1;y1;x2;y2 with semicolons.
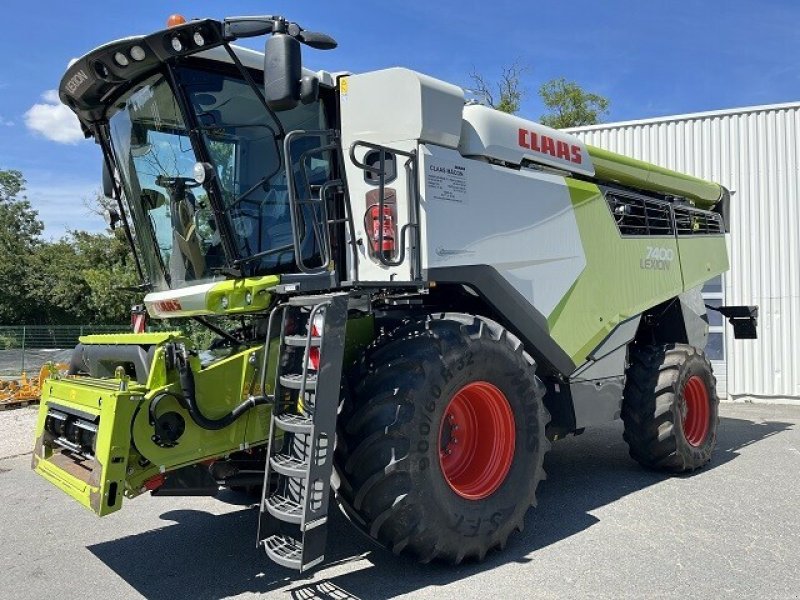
539;78;610;129
470;63;525;114
0;169;43;323
28;228;139;325
75;229;140;322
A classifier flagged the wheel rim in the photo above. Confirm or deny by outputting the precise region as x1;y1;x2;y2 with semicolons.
438;381;515;500
682;375;710;447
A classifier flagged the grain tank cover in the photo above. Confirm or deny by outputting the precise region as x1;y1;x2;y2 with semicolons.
459;105;595;177
340;68;465;148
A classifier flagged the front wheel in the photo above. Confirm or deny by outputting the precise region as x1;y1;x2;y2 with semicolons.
622;344;720;472
335;314;549;563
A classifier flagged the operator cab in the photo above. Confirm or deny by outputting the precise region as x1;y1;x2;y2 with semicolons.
61;16;348;296
106;55;334;289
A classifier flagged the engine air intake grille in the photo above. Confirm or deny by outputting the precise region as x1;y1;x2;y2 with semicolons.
673;206;725;236
607;194;674;236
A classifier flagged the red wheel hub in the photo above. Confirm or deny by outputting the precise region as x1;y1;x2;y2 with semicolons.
438;381;515;500
682;375;710;447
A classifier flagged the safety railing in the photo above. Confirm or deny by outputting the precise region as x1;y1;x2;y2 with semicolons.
349;140;421;277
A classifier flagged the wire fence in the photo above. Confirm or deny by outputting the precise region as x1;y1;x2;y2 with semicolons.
0;325;127;378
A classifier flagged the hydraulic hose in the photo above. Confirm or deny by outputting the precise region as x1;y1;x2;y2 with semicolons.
175;346;266;431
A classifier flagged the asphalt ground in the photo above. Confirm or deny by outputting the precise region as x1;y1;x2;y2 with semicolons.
2;403;799;600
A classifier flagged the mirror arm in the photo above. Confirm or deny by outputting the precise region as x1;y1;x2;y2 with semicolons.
222;16;279;41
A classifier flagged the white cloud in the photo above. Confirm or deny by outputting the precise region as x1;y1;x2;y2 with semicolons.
26;179;106;239
0;115;13;127
24;90;85;144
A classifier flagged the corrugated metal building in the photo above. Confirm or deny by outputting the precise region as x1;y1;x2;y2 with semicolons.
570;102;800;403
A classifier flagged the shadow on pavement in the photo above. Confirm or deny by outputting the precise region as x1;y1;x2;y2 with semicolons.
88;415;791;600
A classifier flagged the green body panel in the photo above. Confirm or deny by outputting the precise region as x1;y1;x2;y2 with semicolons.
547;178;726;365
588;146;723;208
205;276;280;315
32;376;146;516
79;332;183;345
32;335;273;514
31;304;376;515
548;179;682;363
144;276;281;319
128;346;266;483
677;236;729;291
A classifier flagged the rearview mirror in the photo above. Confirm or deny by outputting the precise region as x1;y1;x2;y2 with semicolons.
264;33;302;111
141;188;168;210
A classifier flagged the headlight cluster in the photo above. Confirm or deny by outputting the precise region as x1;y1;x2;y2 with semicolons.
112;45;148;67
164;25;209;56
107;24;209;70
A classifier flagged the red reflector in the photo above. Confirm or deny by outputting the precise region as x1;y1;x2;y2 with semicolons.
143;474;166;491
309;348;321;371
131;304;147;333
308;321;321;370
131;314;146;333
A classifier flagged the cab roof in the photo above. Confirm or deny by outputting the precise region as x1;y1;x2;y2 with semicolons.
59;18;335;136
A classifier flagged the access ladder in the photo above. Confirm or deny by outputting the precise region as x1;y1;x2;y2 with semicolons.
256;293;349;572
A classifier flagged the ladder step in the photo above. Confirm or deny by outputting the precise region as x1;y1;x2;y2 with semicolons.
269;453;307;478
280;373;317;390
263;534;303;570
266;492;304;524
274;413;314;434
284;335;321;347
287;293;340;307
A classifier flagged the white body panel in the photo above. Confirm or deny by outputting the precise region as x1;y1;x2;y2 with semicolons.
339;68;465;283
144;282;218;318
339;68;465;148
460;105;595;176
419;144;587;319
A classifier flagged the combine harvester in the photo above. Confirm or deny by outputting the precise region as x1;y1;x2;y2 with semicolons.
33;13;757;571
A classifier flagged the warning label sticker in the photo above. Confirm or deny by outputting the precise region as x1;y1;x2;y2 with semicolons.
426;159;468;204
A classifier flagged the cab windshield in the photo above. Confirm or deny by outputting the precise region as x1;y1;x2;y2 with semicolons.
108;65;330;290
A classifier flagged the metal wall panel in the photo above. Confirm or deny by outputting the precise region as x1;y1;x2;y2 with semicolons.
570;103;800;402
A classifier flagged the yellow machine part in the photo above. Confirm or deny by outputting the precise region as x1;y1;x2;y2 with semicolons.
0;363;68;403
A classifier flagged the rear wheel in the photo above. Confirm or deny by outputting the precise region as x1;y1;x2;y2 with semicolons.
335;314;549;563
622;344;719;472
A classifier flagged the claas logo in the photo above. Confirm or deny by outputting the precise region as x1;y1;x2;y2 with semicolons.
518;128;583;165
154;299;183;312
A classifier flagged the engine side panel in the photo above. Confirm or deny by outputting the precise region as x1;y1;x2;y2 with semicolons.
420;144;587;322
420;144;727;370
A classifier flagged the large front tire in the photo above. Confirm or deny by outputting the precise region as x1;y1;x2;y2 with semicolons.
335;314;549;563
622;344;719;472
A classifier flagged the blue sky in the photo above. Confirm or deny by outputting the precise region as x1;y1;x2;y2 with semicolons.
1;0;798;238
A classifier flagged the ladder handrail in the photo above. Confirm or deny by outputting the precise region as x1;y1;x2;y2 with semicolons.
320;178;359;282
283;130;337;276
297;301;331;405
256;302;289;400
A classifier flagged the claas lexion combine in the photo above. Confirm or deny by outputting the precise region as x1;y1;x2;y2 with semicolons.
33;13;757;571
